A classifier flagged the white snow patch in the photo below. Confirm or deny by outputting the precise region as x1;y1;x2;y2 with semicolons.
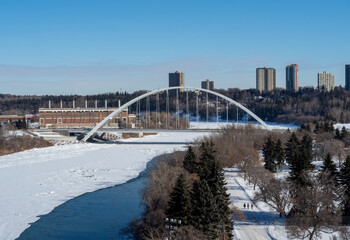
334;123;350;130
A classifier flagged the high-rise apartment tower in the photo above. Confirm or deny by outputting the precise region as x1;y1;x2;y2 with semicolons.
169;71;184;93
318;71;335;92
286;64;298;91
201;79;214;90
346;64;350;90
256;67;276;92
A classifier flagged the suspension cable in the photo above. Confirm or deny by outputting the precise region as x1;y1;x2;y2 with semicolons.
196;92;199;125
166;90;169;129
216;96;218;123
226;101;229;123
156;93;159;129
206;92;209;122
176;89;179;129
186;90;189;128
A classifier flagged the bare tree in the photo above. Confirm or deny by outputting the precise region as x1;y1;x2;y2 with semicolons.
254;178;292;217
172;225;209;240
251;164;273;191
338;225;350;240
286;173;341;240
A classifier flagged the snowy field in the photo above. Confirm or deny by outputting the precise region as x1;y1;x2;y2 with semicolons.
0;130;212;240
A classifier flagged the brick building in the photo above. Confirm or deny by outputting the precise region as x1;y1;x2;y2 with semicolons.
0;114;38;124
39;107;135;128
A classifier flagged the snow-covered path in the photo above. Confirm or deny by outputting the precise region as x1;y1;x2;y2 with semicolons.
225;168;279;240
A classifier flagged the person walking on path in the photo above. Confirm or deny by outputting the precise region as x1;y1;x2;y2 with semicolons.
247;203;249;209
251;203;254;210
243;203;246;209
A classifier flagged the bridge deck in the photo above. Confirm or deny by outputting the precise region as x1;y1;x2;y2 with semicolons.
53;128;222;134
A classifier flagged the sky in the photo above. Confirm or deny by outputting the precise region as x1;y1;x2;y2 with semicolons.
0;0;349;95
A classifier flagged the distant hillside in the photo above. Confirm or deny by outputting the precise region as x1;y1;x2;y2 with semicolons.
1;87;350;124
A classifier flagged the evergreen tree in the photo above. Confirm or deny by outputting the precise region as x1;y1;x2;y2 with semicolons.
341;126;347;140
339;156;350;220
285;133;312;186
320;153;337;181
335;128;342;140
197;141;216;179
190;179;220;238
206;159;234;239
166;174;192;225
314;123;320;134
183;146;197;174
263;137;276;172
274;139;285;171
285;133;300;166
305;123;311;132
299;134;314;170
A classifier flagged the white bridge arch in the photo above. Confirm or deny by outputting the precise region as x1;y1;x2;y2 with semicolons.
82;86;270;142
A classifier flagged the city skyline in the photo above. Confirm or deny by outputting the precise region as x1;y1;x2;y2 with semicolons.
0;0;349;95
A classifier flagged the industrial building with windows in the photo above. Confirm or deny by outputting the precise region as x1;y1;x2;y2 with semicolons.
39;102;135;128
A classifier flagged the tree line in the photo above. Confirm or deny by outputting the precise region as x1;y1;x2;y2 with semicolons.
0;124;52;156
2;87;350;124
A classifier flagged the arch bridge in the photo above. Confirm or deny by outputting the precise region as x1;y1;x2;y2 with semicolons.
82;86;270;142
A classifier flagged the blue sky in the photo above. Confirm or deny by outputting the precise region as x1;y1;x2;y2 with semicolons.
0;0;349;95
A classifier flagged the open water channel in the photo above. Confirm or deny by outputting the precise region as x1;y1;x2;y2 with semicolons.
16;157;159;240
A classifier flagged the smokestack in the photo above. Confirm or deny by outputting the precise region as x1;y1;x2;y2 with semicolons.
105;100;107;108
95;100;97;108
73;100;75;108
60;100;63;109
49;100;51;109
85;100;87;108
118;100;121;108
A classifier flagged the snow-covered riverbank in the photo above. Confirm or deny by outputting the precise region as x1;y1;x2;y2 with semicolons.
0;131;211;240
0;122;297;240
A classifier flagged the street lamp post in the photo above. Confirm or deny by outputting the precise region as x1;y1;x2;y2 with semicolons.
165;218;181;240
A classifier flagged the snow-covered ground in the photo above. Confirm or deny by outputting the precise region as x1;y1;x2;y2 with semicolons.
0;130;212;240
226;167;287;240
2;121;340;240
226;166;344;240
333;123;350;130
3;130;32;137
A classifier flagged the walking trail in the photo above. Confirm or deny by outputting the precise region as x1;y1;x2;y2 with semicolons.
225;167;285;240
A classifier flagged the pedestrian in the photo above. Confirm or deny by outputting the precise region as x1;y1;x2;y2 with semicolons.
243;203;246;209
247;203;249;209
251;203;254;210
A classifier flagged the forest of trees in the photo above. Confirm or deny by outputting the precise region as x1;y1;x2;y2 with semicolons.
260;129;350;239
2;87;350;124
129;143;233;240
128;123;350;239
